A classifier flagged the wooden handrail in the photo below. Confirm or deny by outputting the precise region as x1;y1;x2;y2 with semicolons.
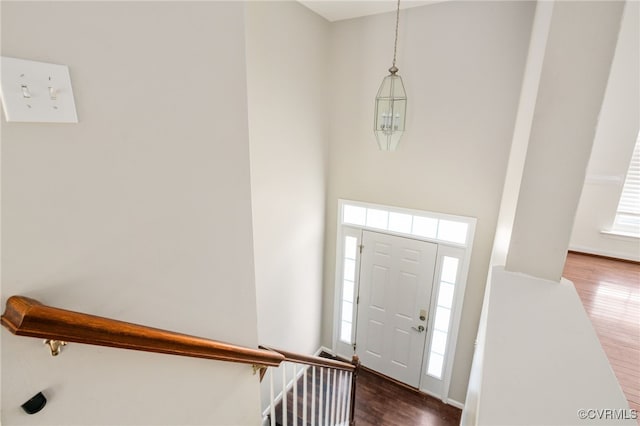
259;345;356;372
1;296;284;367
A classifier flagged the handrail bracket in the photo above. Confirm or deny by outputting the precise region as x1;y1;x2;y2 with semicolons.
44;339;67;356
252;364;268;381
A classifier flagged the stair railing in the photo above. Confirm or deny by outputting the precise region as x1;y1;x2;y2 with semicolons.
259;346;360;426
1;296;360;426
1;295;284;366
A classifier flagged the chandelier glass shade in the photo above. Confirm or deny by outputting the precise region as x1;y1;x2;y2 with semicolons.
374;67;406;151
374;0;406;152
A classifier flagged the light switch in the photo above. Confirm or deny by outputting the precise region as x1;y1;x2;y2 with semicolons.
21;85;31;98
0;56;78;123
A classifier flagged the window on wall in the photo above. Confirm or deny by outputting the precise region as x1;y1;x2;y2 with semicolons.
340;235;359;344
611;134;640;237
427;256;459;379
342;203;470;245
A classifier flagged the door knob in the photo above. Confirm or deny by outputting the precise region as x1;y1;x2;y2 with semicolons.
412;325;425;333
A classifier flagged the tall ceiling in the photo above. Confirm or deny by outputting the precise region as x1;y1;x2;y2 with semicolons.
298;0;444;22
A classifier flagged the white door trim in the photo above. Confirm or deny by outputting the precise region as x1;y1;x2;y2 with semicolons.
332;199;476;402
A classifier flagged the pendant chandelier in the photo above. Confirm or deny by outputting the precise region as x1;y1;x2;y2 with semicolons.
374;0;407;151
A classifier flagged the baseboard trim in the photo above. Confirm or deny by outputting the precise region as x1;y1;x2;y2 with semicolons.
447;398;465;410
318;346;334;356
568;247;640;264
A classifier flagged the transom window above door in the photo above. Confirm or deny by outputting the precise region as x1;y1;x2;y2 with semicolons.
341;201;473;246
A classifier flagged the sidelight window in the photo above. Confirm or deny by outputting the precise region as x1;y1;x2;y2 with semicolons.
427;256;459;379
340;234;359;344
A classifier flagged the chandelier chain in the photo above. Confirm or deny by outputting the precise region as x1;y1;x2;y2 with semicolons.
392;0;401;68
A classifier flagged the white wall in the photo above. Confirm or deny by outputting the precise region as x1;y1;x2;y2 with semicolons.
506;1;625;281
245;0;329;412
489;1;554;267
466;3;554;419
246;0;328;356
569;1;640;262
1;3;261;425
466;268;633;426
323;1;535;403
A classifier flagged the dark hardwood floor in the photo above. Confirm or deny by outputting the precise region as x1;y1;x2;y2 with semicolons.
563;251;640;415
353;368;461;426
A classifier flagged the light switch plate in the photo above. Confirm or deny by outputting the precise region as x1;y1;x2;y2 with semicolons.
0;56;78;123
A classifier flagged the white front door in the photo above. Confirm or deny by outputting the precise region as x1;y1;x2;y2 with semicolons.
355;231;437;387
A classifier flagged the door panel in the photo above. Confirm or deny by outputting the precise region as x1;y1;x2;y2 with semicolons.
356;231;437;387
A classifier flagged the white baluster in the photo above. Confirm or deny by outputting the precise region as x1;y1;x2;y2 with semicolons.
344;372;353;426
340;371;348;426
270;368;276;426
311;366;316;426
330;369;337;426
324;368;331;426
319;367;324;426
303;365;308;426
293;364;298;426
283;364;288;426
343;371;349;425
336;371;343;426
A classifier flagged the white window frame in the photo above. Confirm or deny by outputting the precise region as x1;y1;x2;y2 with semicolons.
337;228;362;349
332;199;476;403
608;134;640;238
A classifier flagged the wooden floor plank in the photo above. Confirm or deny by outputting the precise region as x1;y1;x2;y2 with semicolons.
563;252;640;419
353;368;461;426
